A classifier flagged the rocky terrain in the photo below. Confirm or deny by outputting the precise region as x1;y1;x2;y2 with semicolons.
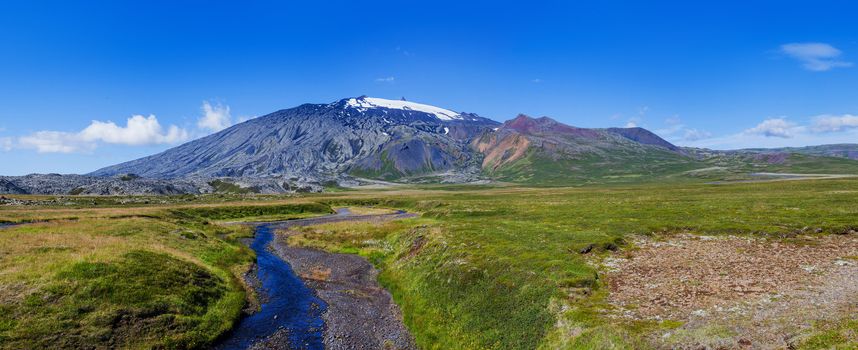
0;174;200;195
274;225;418;350
0;173;331;195
603;233;858;349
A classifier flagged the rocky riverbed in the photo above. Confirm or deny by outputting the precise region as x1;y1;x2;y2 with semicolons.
222;209;417;350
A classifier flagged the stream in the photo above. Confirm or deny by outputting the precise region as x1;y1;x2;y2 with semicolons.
214;224;327;349
215;208;416;349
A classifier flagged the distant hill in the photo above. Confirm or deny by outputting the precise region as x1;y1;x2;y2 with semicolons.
741;144;858;160
471;115;700;184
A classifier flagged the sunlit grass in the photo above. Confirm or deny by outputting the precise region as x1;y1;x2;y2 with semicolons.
2;179;858;348
296;179;858;349
0;203;333;349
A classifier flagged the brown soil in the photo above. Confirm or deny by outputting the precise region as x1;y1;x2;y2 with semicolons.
603;233;858;349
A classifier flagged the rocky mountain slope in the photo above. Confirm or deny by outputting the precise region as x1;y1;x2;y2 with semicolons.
91;96;498;182
471;115;858;184
472;115;699;184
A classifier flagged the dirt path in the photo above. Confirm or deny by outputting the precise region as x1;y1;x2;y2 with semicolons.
602;233;858;349
240;208;418;350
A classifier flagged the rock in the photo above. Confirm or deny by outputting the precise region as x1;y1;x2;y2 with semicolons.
691;309;708;317
579;244;595;254
834;260;854;267
0;179;26;194
0;173;331;195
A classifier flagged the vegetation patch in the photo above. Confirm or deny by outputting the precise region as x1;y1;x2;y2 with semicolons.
208;180;260;194
0;204;268;349
119;174;141;181
169;202;333;222
2;250;236;349
797;318;858;350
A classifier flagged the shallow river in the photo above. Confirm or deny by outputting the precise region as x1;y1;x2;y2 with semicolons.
215;224;327;349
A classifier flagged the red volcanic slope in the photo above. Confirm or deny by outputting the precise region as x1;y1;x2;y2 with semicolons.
503;115;602;139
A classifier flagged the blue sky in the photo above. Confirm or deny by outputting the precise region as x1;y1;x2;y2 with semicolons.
1;1;857;175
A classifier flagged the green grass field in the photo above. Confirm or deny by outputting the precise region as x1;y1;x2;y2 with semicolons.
1;179;857;349
0;201;334;349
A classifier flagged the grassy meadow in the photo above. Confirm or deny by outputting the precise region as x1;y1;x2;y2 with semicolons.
1;179;858;349
0;201;333;349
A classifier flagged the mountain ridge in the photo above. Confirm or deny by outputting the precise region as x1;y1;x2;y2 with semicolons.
3;96;858;195
90;97;499;181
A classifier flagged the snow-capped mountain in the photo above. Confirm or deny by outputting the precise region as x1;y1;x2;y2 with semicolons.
345;97;464;121
14;95;852;194
90;96;500;182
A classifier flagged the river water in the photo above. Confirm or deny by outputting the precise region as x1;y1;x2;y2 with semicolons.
215;224;327;349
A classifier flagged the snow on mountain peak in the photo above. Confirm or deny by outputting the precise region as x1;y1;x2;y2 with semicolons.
346;96;462;121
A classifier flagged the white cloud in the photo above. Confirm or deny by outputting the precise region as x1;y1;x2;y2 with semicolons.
684;128;858;150
810;114;858;133
621;106;650;128
655;116;712;142
375;76;395;83
80;115;188;145
10;101;240;154
680;112;858;149
682;128;712;141
18;131;95;153
744;118;800;138
1;137;12;152
781;42;852;71
531;78;542;83
197;101;233;132
16;115;188;153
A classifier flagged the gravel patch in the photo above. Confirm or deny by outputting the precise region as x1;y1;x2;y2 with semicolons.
604;233;858;349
